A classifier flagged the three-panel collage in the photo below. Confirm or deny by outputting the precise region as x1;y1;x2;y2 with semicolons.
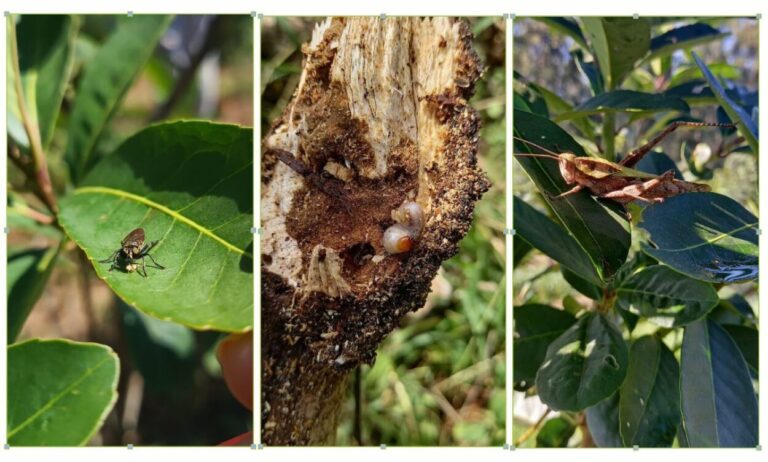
3;10;760;453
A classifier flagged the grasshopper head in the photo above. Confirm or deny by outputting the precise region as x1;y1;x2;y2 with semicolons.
557;153;578;183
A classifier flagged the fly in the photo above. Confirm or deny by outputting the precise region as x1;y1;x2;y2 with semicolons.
99;228;165;277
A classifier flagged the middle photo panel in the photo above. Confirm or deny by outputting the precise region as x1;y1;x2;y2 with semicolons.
260;16;505;446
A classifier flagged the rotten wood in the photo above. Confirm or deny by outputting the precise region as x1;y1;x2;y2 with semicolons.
261;17;489;445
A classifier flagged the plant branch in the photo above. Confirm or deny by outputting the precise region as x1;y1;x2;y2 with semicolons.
601;113;616;161
9;16;59;216
514;408;551;446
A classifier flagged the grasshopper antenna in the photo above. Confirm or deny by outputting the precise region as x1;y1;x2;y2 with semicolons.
513;136;562;160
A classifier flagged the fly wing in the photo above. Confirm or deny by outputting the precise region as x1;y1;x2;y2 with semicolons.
122;228;145;246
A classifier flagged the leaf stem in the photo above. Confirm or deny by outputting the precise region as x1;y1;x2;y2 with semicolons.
514;408;551;446
8;15;59;215
602;112;616;161
597;287;616;314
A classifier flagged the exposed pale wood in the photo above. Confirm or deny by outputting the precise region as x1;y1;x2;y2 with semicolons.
261;17;488;445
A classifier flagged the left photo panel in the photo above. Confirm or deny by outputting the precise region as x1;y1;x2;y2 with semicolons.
7;14;254;446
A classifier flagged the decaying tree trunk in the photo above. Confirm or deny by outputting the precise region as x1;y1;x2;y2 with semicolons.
261;17;489;445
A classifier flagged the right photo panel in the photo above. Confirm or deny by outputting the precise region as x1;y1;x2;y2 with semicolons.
513;17;758;448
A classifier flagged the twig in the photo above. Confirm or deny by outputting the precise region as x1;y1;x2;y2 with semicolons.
8;15;59;215
514;408;551;446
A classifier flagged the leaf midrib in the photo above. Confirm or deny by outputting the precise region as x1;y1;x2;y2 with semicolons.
75;186;253;259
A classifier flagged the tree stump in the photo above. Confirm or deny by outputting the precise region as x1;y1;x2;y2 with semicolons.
261;16;489;445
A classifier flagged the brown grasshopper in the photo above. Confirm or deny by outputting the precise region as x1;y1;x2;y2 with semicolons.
514;121;736;205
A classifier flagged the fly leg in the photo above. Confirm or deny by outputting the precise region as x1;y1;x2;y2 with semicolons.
138;242;164;270
138;257;148;278
99;249;120;264
144;253;165;270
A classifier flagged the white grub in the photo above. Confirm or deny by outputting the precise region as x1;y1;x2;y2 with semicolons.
383;201;424;254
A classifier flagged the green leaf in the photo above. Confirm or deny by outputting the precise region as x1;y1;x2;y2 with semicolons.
513;304;576;391
8;338;120;446
517;78;596;139
531;17;588;50
680;319;757;447
513;196;601;286
7;245;61;343
619;336;680;447
536;312;628;411
561;267;602;300
617;266;718;327
586;393;622;447
65;15;172;184
645;23;727;63
691;52;759;155
58;121;253;332
514;110;631;281
633;151;682;178
721;325;758;376
536;416;576;447
581;17;651;89
639;192;758;284
512;234;532;267
669;63;742;89
15;15;79;149
559;90;689;120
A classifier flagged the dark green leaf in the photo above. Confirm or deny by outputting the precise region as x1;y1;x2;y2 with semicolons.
66;15;172;183
561;267;602;300
617;266;718;327
633;151;683;179
680;319;757;447
536;416;576;447
639;193;758;284
16;15;79;149
513;304;576;391
514;110;631;281
663;80;715;102
512;235;532;267
8;339;119;446
536;313;628;411
559;90;689;120
691;52;758;155
573;49;604;95
646;23;727;63
514;87;548;118
586;393;622;448
722;325;758;376
7;245;61;343
619;336;680;447
58;121;253;332
580;17;651;89
513;196;602;286
531;17;588;50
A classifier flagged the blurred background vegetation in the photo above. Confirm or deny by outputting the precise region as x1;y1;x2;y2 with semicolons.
261;16;505;446
512;17;758;446
8;14;253;445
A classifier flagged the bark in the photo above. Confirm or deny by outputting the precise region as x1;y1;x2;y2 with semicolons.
261;17;489;445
